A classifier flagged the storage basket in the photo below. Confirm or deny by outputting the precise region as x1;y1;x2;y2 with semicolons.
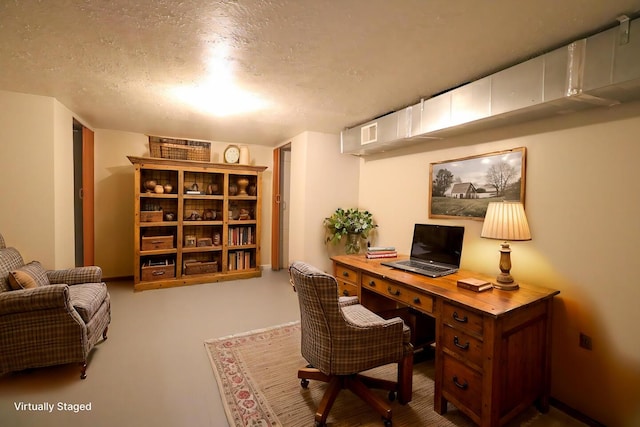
149;136;211;162
140;211;163;222
141;260;175;282
141;235;174;251
184;261;218;275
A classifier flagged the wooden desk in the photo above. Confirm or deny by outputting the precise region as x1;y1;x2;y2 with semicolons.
331;254;560;427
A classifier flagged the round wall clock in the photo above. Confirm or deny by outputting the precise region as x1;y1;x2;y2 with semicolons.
223;145;240;164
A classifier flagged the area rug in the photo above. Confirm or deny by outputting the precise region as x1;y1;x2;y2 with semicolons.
204;322;544;427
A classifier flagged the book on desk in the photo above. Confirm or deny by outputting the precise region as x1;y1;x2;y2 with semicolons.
456;277;493;292
366;246;397;259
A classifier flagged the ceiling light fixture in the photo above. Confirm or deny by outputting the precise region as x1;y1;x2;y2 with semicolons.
171;48;268;117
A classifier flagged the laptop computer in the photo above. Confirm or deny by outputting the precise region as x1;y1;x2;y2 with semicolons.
382;224;465;278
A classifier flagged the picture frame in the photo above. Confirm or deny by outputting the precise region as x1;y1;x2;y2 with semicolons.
429;147;526;220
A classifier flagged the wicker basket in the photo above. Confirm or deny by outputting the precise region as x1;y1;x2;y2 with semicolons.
149;136;211;162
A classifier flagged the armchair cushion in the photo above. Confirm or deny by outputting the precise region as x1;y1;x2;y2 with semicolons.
342;303;412;345
8;261;50;290
68;283;108;323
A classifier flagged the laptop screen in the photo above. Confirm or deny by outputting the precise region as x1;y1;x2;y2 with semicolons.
410;224;465;267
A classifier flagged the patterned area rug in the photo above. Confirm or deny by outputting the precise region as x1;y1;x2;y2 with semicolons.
204;322;546;427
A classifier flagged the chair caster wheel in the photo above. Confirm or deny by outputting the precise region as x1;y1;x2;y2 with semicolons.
315;421;326;427
300;378;309;388
383;418;392;427
388;390;396;401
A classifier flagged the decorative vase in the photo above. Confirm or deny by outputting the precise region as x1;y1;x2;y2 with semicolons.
345;233;361;254
229;183;238;196
237;177;249;195
154;184;164;194
163;183;173;193
239;145;250;165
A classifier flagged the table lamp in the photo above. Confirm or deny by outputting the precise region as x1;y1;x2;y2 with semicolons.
480;201;531;290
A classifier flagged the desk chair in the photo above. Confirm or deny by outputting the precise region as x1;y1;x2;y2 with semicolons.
290;261;413;427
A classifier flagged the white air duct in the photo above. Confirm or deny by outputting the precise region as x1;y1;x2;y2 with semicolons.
342;16;640;155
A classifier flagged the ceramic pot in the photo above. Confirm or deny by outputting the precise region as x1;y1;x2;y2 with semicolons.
163;183;173;193
206;183;219;195
229;184;238;196
144;180;157;192
154;184;164;194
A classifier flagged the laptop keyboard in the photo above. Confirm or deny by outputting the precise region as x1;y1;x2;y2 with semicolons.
403;260;449;272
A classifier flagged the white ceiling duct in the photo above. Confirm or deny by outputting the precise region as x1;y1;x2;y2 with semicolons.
342;16;640;155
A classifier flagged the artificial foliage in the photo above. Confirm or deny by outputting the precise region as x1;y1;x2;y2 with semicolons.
323;208;377;254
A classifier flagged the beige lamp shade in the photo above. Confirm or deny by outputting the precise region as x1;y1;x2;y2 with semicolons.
481;202;531;241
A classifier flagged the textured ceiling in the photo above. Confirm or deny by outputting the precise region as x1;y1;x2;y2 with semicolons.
1;0;640;146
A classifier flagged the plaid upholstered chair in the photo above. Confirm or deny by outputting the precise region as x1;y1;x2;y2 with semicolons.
0;233;110;379
290;261;413;427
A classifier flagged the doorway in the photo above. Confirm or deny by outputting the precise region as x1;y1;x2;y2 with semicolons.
271;143;291;270
72;120;95;267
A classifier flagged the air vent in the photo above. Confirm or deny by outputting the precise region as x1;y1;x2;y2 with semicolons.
361;123;378;145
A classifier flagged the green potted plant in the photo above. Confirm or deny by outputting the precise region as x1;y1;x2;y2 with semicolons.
323;208;377;254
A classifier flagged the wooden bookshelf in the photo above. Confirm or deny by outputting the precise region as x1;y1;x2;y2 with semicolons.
128;156;266;291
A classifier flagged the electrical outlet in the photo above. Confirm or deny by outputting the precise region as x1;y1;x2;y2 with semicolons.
579;333;593;350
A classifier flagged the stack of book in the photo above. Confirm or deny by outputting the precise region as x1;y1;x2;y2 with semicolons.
366;246;397;259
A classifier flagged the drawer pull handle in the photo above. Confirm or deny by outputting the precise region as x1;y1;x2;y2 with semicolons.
152;271;166;276
342;271;350;277
368;280;376;287
452;376;469;390
453;336;470;350
452;311;468;323
387;286;400;296
343;290;349;296
413;297;421;304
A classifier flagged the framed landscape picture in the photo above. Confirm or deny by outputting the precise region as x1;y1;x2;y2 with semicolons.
429;147;526;220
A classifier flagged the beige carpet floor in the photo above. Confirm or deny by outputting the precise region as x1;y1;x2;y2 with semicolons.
205;321;562;427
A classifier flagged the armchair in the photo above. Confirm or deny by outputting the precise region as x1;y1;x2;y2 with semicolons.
290;261;413;427
0;233;110;379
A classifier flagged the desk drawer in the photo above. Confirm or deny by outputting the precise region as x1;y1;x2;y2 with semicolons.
362;273;434;314
337;280;358;297
442;354;482;417
442;302;483;335
442;324;483;368
335;264;358;284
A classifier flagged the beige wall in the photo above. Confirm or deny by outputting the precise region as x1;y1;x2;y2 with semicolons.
0;90;72;269
358;100;640;426
93;129;274;277
93;129;148;277
287;131;360;272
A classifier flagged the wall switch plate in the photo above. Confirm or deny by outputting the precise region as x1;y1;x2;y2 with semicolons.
579;333;593;350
